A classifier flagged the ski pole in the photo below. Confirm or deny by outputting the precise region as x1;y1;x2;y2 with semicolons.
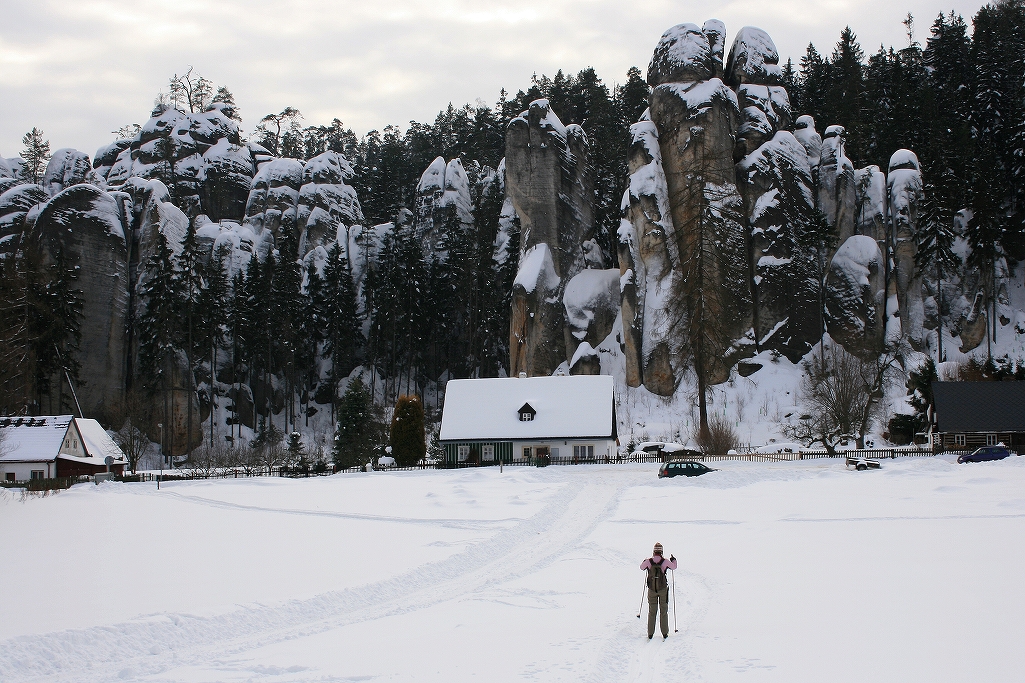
671;568;678;633
636;577;646;618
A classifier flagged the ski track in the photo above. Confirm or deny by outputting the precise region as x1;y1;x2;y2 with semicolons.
0;470;632;683
153;489;517;530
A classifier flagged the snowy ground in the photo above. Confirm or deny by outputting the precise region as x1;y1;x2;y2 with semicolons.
2;456;1024;682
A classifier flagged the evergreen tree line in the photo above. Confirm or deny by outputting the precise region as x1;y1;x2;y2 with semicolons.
784;3;1025;268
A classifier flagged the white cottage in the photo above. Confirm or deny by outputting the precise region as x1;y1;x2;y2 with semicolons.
439;375;618;464
0;415;127;481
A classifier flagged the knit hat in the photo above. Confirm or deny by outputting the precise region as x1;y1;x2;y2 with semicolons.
653;542;663;556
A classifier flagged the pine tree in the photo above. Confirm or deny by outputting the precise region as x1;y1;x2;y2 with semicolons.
616;66;650;126
19;128;50;185
198;243;231;445
390;393;425;466
136;230;181;454
322;242;362;413
332;375;381;469
26;241;83;414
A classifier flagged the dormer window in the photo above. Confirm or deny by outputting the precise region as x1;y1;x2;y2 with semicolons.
518;402;537;422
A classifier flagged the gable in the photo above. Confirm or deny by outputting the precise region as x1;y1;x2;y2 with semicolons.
440;375;615;441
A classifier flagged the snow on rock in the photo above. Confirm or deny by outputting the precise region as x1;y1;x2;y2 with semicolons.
647;23;716;86
0;183;49;245
243;157;304;245
725;26;783;86
825;235;886;357
297;151;364;258
702;19;727;78
888;149;925;348
413;156;475;261
27;184;129;417
506;99;593;378
92;139;132;180
563;268;621;375
649;26;750;386
794;115;822;171
200;138;257;222
818;125;856;244
737;131;818;361
514;243;559;295
855;165;887;247
42;149;98;196
101;104;256;221
618;119;680;395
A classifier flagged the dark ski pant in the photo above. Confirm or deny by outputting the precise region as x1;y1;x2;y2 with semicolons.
647;587;669;638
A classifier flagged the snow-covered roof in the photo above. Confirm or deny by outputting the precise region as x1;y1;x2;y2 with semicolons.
0;416;126;465
440;376;616;442
74;418;126;463
0;415;73;463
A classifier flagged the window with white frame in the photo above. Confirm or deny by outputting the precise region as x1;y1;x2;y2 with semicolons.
482;444;494;460
573;445;594;459
520;412;533;421
986;433;998;446
955;434;966;447
458;445;470;460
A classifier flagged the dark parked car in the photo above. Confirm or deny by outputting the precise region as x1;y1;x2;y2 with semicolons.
658;460;715;478
958;446;1014;463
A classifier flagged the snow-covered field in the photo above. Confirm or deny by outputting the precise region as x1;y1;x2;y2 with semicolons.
2;456;1024;682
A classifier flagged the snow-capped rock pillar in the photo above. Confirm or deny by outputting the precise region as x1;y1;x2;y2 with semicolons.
888;149;925;348
648;23;750;386
505;99;594;378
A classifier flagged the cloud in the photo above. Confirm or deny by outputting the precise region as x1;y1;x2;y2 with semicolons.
0;0;989;161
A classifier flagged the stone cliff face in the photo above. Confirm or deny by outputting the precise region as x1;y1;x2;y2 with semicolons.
26;184;130;418
505;99;594;378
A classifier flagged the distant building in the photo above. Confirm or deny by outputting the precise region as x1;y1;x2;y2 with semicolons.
439;375;618;464
931;381;1025;451
0;415;127;481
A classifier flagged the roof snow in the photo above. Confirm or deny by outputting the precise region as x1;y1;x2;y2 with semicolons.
439;375;616;442
0;415;73;463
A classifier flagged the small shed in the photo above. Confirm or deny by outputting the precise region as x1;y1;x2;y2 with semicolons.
932;381;1025;450
439;375;618;464
0;415;127;481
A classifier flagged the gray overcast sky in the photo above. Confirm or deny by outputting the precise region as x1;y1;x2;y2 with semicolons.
0;0;991;161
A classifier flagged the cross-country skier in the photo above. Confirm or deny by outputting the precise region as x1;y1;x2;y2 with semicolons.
640;542;677;639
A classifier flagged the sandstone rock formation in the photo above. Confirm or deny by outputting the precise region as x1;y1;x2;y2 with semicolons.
728;26;818;361
648;23;750;386
818;125;857;245
26;184;130;418
824;235;886;357
42;149;98;196
297;151;364;258
506;99;594;377
887;149;924;348
99;104;266;222
243;157;304;255
618;119;680;394
412;156;474;261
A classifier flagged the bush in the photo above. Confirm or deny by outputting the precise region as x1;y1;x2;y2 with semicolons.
697;413;740;455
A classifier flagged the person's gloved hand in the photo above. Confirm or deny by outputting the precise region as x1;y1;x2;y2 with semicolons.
670;555;676;562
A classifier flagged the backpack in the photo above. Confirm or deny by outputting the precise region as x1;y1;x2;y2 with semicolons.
646;556;668;591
